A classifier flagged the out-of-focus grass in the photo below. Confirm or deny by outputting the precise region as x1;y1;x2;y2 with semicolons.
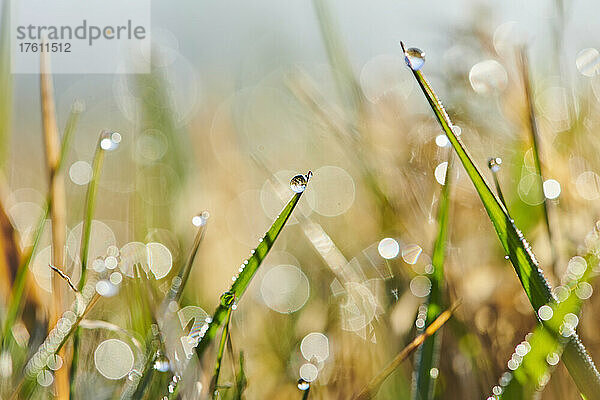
412;152;453;400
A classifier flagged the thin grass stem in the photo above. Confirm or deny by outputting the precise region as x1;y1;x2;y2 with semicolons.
354;307;455;400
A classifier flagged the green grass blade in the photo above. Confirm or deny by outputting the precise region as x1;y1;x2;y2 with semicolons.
301;386;311;400
77;133;111;290
498;253;594;399
210;296;234;399
412;153;453;400
402;42;600;399
195;177;309;358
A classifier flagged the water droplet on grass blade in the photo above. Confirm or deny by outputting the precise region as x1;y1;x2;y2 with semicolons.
488;157;502;172
192;211;210;227
403;46;425;71
220;291;236;308
290;172;312;193
297;378;310;391
153;351;171;372
100;131;122;151
546;352;560;366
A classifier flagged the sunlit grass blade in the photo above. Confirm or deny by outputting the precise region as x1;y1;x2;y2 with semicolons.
301;385;311;400
195;174;310;358
209;292;234;399
412;153;453;400
354;307;455;400
1;102;82;350
402;41;600;398
497;252;594;399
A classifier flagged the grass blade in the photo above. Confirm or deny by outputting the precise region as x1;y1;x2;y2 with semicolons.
209;293;234;399
195;173;310;358
412;153;453;400
354;306;455;400
402;41;600;399
498;253;595;399
70;130;121;396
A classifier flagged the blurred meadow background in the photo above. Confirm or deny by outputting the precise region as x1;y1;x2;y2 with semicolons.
2;0;600;398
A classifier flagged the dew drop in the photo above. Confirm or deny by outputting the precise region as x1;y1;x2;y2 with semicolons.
297;378;310;391
546;352;560;366
488;157;502;172
192;211;210;227
100;131;122;151
403;46;425;71
153;351;171;372
290;174;309;193
429;367;439;379
220;290;236;308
